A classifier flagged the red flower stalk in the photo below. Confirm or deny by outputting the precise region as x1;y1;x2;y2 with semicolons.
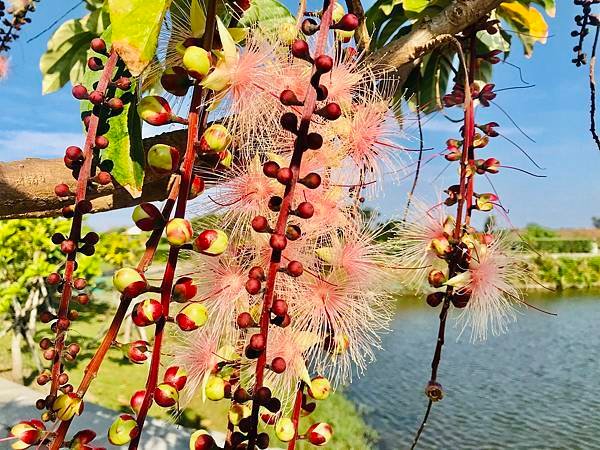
245;1;339;449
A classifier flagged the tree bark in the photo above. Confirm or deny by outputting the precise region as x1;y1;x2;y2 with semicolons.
0;0;503;220
11;331;23;383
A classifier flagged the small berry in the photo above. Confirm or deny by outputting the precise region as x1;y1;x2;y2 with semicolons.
72;84;88;100
94;135;109;149
73;278;87;290
90;38;107;54
286;224;301;241
263;161;280;178
336;13;359;31
291;39;311;61
426;292;445;307
270;357;286;373
316;84;328;101
268;196;283;212
122;340;150;364
107;97;124;111
300;172;321;189
249;333;266;352
314;55;333;73
255;386;271;404
287;260;303;277
60;240;76;254
317;102;342;120
276;167;293;184
280;89;302;106
96;171;112;185
115;76;132;90
65;146;83;160
77;293;90;305
280;112;298;132
54;183;71;197
248;266;265;280
271;299;288;316
245;278;262;295
88;90;104;105
296;201;314;219
87;56;103;71
237;312;253;328
251;216;270;233
269;233;287;251
307;132;323;149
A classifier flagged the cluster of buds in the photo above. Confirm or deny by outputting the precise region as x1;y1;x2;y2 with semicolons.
0;0;39;53
571;0;600;67
442;82;496;108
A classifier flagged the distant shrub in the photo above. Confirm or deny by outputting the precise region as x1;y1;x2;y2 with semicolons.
530;238;594;254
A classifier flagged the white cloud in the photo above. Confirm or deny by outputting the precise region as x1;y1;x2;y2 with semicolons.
0;130;84;161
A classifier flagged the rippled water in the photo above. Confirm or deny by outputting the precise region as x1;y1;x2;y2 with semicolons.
346;293;600;450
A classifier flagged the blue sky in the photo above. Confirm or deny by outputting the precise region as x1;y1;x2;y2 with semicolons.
0;1;598;230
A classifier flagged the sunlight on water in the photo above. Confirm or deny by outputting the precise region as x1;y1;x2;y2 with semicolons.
347;292;600;450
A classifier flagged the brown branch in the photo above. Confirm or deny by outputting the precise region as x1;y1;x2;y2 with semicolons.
0;130;230;220
364;0;503;83
590;25;600;150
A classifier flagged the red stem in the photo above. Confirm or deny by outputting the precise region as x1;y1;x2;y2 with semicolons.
49;52;119;400
246;2;337;449
287;383;305;450
48;178;180;450
128;4;217;448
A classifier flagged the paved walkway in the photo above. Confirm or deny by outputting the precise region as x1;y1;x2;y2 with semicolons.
0;378;225;449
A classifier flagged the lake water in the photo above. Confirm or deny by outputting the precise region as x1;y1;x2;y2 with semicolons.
346;292;600;450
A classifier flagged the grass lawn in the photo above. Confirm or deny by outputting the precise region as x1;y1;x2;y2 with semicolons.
0;287;376;449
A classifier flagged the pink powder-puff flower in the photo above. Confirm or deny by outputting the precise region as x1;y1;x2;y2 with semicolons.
391;201;455;290
446;232;526;342
293;270;393;387
0;56;9;80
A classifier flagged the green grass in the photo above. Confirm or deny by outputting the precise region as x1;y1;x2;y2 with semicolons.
0;292;375;449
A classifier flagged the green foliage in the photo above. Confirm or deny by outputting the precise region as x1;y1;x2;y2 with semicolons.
529;256;600;289
522;223;557;239
238;0;295;37
40;4;109;94
108;0;172;76
95;230;146;268
0;219;101;314
366;0;554;114
529;239;594;254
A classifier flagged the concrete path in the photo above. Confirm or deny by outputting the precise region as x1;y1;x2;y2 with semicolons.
0;378;225;449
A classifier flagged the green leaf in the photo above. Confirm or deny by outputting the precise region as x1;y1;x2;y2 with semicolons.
529;0;555;17
238;0;295;36
108;0;172;76
79;29;145;196
403;0;431;14
39;8;109;94
190;0;206;37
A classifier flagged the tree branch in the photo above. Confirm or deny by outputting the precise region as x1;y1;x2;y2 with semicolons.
0;130;188;220
365;0;503;83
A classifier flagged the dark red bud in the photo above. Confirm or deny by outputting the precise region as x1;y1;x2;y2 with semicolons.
72;84;88;100
270;357;286;374
291;39;311;61
248;266;265;280
317;102;342;120
336;13;359;31
66;146;83;161
95;135;109;149
296;201;314;219
280;89;303;106
87;57;103;71
54;183;71;197
287;260;303;277
249;333;266;352
237;312;253;328
314;55;333;73
269;233;287;251
276;167;293;184
307;132;323;150
251;216;270;233
280;112;298;133
300;172;321;189
245;278;262;295
271;299;288;316
90;38;107;54
263;161;280;178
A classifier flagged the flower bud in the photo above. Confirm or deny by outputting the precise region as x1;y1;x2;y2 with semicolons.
426;292;445;307
425;380;444;402
427;269;447;288
113;268;148;297
476;193;498;212
52;393;84;421
161;66;192;96
172;276;198;303
9;420;45;447
176;303;208;331
228;403;252;425
122;340;150;364
132;299;163;327
217;149;233;169
275;417;295;442
484;157;500;174
108;414;139;446
306;422;333;446
183;46;212;79
336;13;359;31
189;430;215;450
205;375;225;401
147;144;180;174
308;376;331;400
70;429;97;450
166;218;194;247
137;96;174;126
164;366;188;391
130;389;146;415
132;202;165;231
198;124;232;153
430;237;452;258
154;382;179;408
335;28;355;43
325;333;349;355
188;175;206;199
192;229;228;256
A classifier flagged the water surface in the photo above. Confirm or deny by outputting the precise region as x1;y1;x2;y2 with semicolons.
346;292;600;450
